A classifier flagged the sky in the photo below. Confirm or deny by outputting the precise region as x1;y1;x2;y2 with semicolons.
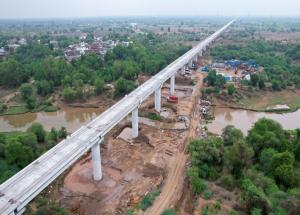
0;0;299;19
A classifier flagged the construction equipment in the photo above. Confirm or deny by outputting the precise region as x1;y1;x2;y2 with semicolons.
167;95;178;103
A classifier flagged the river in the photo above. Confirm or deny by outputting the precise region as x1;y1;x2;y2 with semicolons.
1;106;299;135
207;107;300;135
0;108;103;133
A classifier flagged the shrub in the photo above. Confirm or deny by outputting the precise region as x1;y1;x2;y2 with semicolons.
147;112;161;121
227;84;236;95
273;164;295;187
271;151;295;171
123;208;135;215
4;138;34;168
47;128;58;141
288;188;300;198
251;208;262;215
20;83;33;100
161;209;177;215
27;123;46;142
94;78;105;95
222;125;244;146
241;179;271;214
63;87;77;101
44;105;58;112
187;166;208;194
139;190;160;211
203;190;213;200
58;127;68;139
259;148;278;174
219;174;235;191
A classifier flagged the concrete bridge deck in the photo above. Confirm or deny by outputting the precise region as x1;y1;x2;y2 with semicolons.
0;20;235;215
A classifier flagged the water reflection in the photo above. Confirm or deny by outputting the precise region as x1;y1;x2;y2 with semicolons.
208;108;300;135
2;113;38;127
0;108;103;133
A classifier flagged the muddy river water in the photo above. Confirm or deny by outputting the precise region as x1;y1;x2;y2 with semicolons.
0;108;103;133
208;107;300;135
0;106;299;135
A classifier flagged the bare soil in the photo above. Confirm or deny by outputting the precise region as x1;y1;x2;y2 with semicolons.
46;73;198;215
215;89;300;112
194;183;240;215
56;94;114;110
145;72;204;215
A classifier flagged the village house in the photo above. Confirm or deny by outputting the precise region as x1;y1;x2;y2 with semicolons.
0;48;6;58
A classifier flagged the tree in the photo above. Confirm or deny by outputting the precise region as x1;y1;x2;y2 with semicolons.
247;118;288;156
241;179;271;214
273;164;295;187
224;141;254;178
27;123;46;142
18;132;38;152
187;137;224;167
114;78;135;96
47;128;58;141
94;78;105;95
63;87;76;101
271;151;294;171
20;83;33;100
36;80;53;96
4;138;34;168
187;166;207;194
272;79;281;91
222;125;244;146
270;151;295;187
25;96;37;110
227;84;236;95
259;148;278;174
0;59;27;87
204;70;217;86
58;127;68;139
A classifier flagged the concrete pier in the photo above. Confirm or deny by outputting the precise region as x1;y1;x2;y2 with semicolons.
132;107;139;138
92;142;102;181
170;75;175;95
155;87;161;112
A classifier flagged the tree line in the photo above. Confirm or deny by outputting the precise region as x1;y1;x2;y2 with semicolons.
0;123;67;183
0;33;189;104
187;118;300;215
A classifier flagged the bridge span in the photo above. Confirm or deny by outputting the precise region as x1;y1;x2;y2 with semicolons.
0;20;235;215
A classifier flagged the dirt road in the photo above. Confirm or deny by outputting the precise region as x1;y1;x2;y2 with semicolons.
145;73;203;215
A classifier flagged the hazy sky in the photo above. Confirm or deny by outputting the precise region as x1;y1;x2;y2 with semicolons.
0;0;299;19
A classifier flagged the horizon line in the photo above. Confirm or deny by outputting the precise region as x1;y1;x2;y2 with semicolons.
0;15;300;21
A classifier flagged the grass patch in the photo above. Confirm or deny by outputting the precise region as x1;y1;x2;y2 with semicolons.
147;112;161;121
0;104;58;115
236;90;300;112
44;105;59;112
161;208;177;215
123;208;135;215
139;190;160;211
0;105;29;115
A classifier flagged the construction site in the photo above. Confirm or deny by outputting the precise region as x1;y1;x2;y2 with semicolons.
36;59;209;215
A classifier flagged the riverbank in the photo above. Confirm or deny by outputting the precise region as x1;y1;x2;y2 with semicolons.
214;89;300;113
0;104;59;116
